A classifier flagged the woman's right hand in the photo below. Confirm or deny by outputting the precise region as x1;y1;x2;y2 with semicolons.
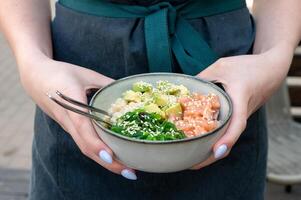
19;56;137;180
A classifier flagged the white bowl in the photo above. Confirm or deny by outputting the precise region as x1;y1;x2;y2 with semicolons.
90;73;232;173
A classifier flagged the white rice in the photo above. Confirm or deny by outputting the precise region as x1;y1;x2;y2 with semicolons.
109;99;144;123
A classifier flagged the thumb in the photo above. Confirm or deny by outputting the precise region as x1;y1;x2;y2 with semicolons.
197;61;225;83
79;68;115;89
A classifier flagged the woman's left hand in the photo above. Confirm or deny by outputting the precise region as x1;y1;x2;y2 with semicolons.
191;44;294;170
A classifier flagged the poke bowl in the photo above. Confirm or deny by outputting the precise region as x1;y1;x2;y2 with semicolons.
90;73;232;173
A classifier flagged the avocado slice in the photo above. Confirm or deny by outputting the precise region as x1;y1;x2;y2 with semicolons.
177;85;190;96
132;81;152;92
153;93;169;107
144;103;165;118
141;92;152;102
123;90;141;102
165;103;182;116
157;81;180;95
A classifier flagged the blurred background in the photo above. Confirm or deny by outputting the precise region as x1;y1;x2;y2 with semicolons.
0;0;300;199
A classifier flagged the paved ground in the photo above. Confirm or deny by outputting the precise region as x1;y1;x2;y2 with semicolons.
0;169;29;200
0;33;34;170
0;7;301;199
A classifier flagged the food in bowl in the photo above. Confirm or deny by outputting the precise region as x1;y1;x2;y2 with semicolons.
90;73;232;172
108;80;221;141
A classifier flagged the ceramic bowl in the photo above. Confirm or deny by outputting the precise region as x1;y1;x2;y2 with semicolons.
90;73;232;173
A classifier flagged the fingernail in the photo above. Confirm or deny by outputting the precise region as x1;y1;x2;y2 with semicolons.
121;169;137;180
99;150;113;164
214;144;228;159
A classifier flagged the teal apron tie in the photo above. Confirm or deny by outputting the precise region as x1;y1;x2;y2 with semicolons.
59;0;246;75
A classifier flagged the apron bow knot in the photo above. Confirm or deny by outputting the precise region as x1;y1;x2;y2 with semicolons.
59;0;246;75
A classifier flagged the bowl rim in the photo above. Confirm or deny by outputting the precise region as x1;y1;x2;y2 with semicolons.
89;73;233;144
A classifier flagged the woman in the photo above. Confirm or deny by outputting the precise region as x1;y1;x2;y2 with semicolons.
0;0;300;199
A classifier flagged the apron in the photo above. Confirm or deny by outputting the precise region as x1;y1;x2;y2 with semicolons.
30;1;267;200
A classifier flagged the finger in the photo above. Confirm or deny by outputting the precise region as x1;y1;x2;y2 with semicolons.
66;93;137;179
190;154;216;170
68;112;137;177
196;61;228;90
197;64;218;80
77;68;114;89
212;89;248;160
197;59;225;79
70;113;123;169
190;105;246;171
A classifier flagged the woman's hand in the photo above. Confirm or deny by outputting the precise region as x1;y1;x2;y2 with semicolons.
191;43;294;170
19;56;137;180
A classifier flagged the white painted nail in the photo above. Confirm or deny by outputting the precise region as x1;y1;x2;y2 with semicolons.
99;150;113;164
214;144;228;159
121;169;137;180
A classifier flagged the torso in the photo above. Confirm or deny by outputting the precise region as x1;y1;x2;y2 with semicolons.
30;1;267;200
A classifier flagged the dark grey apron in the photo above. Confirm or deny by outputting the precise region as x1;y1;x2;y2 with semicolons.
30;1;267;200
